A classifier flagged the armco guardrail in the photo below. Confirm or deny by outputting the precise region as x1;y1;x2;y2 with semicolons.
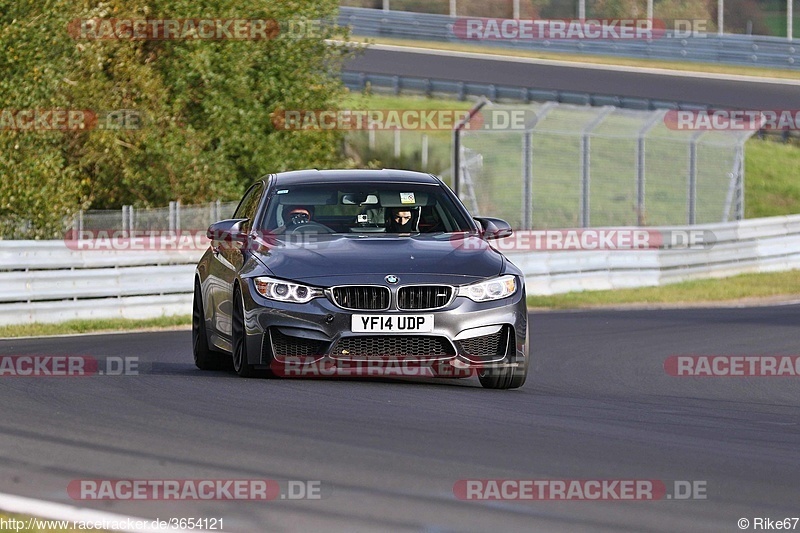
509;215;800;295
0;242;203;326
1;214;799;325
338;7;799;69
342;71;712;110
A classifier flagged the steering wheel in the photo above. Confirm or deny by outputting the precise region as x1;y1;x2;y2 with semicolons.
285;221;334;234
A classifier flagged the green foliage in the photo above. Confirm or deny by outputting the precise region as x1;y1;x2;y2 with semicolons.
0;0;351;238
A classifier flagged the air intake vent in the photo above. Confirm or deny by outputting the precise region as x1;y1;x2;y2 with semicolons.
332;336;455;358
397;286;452;310
331;286;391;310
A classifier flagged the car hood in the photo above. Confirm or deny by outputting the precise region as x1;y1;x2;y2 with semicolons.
251;234;505;286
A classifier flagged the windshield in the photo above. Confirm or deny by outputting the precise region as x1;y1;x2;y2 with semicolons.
261;182;473;235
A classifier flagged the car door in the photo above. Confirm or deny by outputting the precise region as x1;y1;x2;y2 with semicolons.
208;182;265;344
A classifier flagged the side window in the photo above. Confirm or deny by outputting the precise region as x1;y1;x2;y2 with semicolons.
233;183;264;231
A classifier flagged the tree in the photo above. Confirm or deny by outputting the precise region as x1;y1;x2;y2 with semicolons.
0;0;351;238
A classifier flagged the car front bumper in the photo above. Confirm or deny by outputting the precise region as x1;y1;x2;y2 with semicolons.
239;277;529;375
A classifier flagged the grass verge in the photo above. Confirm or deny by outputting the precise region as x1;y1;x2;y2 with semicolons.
527;270;800;309
0;315;191;339
358;37;800;81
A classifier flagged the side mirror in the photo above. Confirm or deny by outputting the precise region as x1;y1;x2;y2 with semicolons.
207;218;250;243
474;217;513;240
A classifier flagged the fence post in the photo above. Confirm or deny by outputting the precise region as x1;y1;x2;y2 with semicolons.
580;107;614;228
452;97;489;198
636;110;666;226
169;201;175;232
688;131;705;225
521;102;556;230
394;129;401;159
122;206;129;234
421;134;429;170
736;145;745;220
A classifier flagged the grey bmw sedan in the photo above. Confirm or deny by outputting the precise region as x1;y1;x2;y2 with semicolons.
193;169;528;389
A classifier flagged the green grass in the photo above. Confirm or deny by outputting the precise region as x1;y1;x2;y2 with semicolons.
360;37;800;80
527;270;800;309
762;12;800;38
745;138;800;218
0;315;191;339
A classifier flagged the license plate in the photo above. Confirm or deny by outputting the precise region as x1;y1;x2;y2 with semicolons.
351;314;434;333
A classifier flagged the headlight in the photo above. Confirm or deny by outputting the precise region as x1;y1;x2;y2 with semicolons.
457;275;517;302
254;277;323;303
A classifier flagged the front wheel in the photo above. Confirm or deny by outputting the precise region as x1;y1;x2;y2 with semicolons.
231;285;259;378
478;359;528;390
478;368;528;390
193;281;227;370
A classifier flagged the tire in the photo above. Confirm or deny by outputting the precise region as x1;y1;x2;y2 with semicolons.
478;331;530;390
478;335;530;390
193;281;227;370
478;358;528;390
231;284;258;378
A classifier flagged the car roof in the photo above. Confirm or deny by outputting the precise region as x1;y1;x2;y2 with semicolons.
271;169;441;187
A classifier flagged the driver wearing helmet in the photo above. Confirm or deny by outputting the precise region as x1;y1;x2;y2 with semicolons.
283;205;314;226
385;207;419;233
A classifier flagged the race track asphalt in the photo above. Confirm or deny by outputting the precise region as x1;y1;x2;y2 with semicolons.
344;46;800;109
1;305;798;532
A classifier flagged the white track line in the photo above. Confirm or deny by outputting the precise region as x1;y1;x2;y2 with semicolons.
362;42;800;86
0;492;208;532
